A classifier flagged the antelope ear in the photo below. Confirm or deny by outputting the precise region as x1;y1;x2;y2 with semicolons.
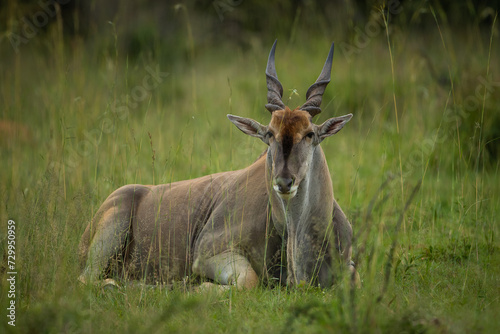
227;114;268;141
318;114;353;140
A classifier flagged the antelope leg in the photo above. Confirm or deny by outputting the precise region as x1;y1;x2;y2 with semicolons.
79;208;131;284
193;252;259;289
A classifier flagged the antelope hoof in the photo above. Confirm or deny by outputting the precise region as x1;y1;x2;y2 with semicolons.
102;278;120;290
78;275;87;285
349;262;361;288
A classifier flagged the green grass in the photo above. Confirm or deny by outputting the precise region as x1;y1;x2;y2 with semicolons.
1;10;499;333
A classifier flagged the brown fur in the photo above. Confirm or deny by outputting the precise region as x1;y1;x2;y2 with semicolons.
269;107;313;144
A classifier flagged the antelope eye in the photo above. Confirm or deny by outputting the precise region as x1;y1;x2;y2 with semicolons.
266;131;274;138
306;132;314;139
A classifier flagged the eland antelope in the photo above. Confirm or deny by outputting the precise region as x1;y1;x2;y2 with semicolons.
79;41;356;289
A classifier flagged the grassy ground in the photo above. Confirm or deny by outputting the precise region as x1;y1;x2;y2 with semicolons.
1;9;499;334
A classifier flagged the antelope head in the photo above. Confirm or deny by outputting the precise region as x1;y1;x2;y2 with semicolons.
228;40;352;201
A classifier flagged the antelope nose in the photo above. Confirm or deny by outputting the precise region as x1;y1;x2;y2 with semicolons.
276;177;294;193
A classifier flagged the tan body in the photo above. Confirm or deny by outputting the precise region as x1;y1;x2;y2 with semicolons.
79;41;356;288
80;155;271;287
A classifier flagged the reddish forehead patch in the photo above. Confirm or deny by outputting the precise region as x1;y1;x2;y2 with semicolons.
269;107;312;142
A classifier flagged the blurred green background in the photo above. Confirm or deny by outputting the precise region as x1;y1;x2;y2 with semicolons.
1;0;499;333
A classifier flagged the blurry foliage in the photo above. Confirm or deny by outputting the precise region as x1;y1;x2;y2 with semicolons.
2;1;499;52
1;0;499;168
